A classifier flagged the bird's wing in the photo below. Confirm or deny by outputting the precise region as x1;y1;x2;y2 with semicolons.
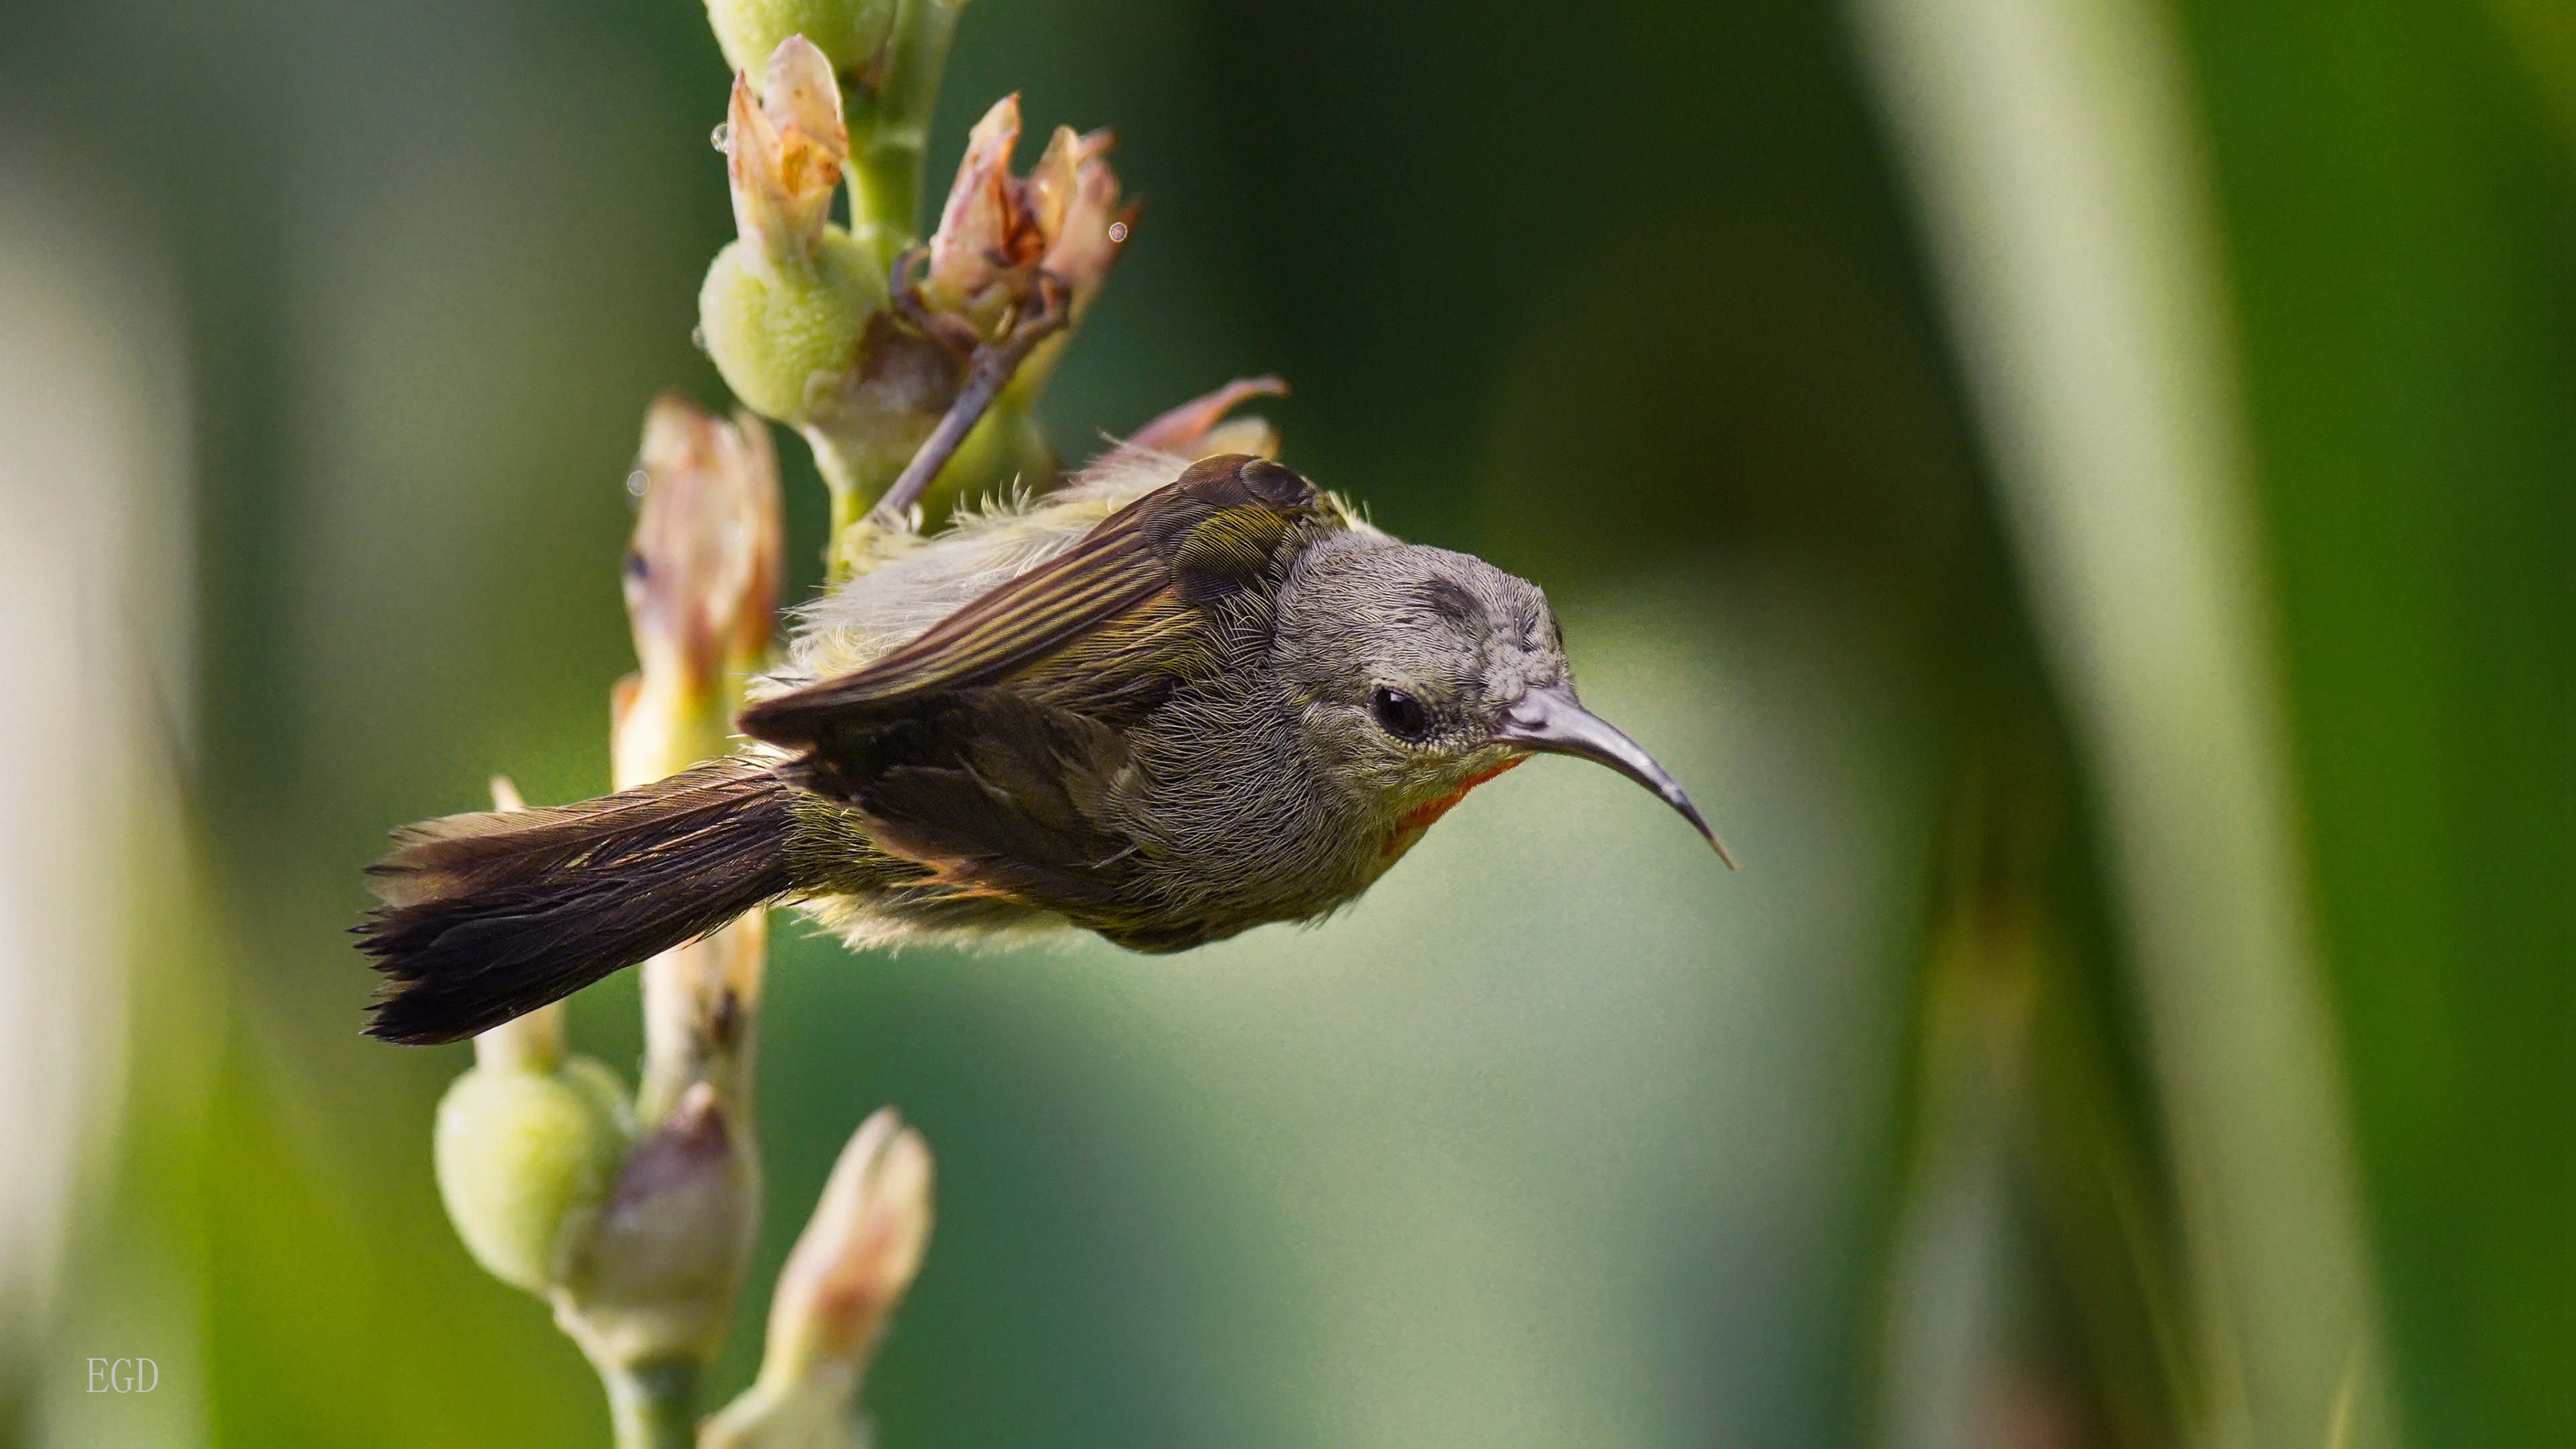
736;454;1332;921
737;452;1326;747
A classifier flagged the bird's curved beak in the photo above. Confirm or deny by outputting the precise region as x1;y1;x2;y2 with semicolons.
1492;684;1735;867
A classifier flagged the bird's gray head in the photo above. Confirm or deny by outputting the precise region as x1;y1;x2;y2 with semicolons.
1270;531;1731;865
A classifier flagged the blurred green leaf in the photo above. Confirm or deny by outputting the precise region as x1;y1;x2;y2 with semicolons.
2173;1;2576;1442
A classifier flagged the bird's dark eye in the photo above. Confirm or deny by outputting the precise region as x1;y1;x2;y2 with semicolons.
1369;686;1431;741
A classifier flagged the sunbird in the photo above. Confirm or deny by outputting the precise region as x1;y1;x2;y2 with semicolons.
360;450;1727;1044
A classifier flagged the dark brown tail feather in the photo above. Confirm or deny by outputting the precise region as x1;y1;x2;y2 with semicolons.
359;759;795;1044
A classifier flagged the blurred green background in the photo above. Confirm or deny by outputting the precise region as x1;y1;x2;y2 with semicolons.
0;0;2564;1446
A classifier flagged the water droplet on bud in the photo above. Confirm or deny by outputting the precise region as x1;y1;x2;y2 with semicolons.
625;470;649;498
1107;221;1129;244
690;326;708;353
710;122;732;153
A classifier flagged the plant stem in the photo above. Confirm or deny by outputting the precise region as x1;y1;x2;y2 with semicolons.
553;396;777;1432
826;478;863;575
602;1358;703;1449
865;295;1066;531
845;0;967;272
615;670;764;1124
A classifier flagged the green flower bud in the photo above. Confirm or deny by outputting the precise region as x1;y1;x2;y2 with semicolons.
705;0;896;80
700;35;884;429
434;1055;639;1295
560;1056;643;1138
700;227;885;425
561;1082;761;1367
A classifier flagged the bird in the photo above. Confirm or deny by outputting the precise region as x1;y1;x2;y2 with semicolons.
358;447;1729;1045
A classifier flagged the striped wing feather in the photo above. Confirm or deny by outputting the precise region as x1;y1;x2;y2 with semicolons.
739;455;1330;918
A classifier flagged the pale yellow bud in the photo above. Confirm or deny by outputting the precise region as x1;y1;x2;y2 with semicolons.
724;38;851;267
701;1108;934;1446
1030;125;1128;319
924;96;1129;335
770;1107;934;1377
622;394;783;701
698;1385;857;1449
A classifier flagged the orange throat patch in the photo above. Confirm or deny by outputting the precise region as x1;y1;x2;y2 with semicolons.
1381;755;1527;858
